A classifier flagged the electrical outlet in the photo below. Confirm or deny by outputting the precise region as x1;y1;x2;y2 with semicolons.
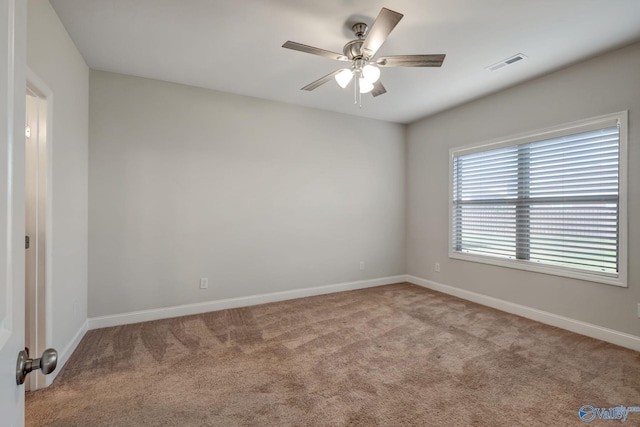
200;277;209;289
637;303;640;318
359;261;365;271
435;263;440;273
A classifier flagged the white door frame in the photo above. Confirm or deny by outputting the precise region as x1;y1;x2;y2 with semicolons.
0;0;27;424
25;69;53;390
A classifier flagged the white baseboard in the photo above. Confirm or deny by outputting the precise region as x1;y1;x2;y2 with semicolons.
84;274;640;352
407;275;640;352
87;275;407;330
46;319;88;386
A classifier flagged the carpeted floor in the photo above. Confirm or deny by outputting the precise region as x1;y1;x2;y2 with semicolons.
26;283;640;426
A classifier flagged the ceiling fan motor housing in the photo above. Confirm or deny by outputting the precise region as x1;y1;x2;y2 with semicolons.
343;39;364;60
343;22;369;60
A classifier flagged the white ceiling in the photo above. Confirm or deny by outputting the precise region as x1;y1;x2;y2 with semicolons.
50;0;640;124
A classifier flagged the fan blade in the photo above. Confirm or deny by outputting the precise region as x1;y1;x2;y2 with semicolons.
371;81;387;97
376;54;446;67
360;8;403;59
282;41;348;61
301;69;342;91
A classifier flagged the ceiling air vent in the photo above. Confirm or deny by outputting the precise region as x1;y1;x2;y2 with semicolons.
486;53;528;72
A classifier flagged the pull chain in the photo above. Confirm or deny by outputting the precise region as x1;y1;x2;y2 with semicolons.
353;71;363;108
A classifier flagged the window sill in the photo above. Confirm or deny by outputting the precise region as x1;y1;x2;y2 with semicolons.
449;251;627;288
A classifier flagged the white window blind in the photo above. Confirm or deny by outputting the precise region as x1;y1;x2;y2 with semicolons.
451;114;626;286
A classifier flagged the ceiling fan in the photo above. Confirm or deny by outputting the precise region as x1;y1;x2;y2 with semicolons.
282;7;445;105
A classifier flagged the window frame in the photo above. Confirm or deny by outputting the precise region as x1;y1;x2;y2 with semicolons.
448;111;628;287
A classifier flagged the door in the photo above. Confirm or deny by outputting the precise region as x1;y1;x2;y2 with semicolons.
0;0;27;425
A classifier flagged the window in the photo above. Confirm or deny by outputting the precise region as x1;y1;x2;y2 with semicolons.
449;112;627;287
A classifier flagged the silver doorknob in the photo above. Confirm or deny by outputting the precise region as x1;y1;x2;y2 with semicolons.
16;348;58;385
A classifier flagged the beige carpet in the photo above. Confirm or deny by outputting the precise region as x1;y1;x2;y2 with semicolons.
26;283;640;426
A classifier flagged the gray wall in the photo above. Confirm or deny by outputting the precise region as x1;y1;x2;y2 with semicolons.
89;71;406;317
27;0;89;351
407;42;640;336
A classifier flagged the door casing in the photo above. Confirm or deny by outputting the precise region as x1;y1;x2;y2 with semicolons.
25;72;52;391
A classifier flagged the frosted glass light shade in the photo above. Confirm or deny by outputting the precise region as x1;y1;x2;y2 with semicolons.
335;69;354;88
362;64;380;84
359;78;374;93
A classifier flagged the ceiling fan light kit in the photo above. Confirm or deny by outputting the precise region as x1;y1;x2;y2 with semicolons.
282;7;445;107
358;78;374;94
362;64;381;83
335;69;353;88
